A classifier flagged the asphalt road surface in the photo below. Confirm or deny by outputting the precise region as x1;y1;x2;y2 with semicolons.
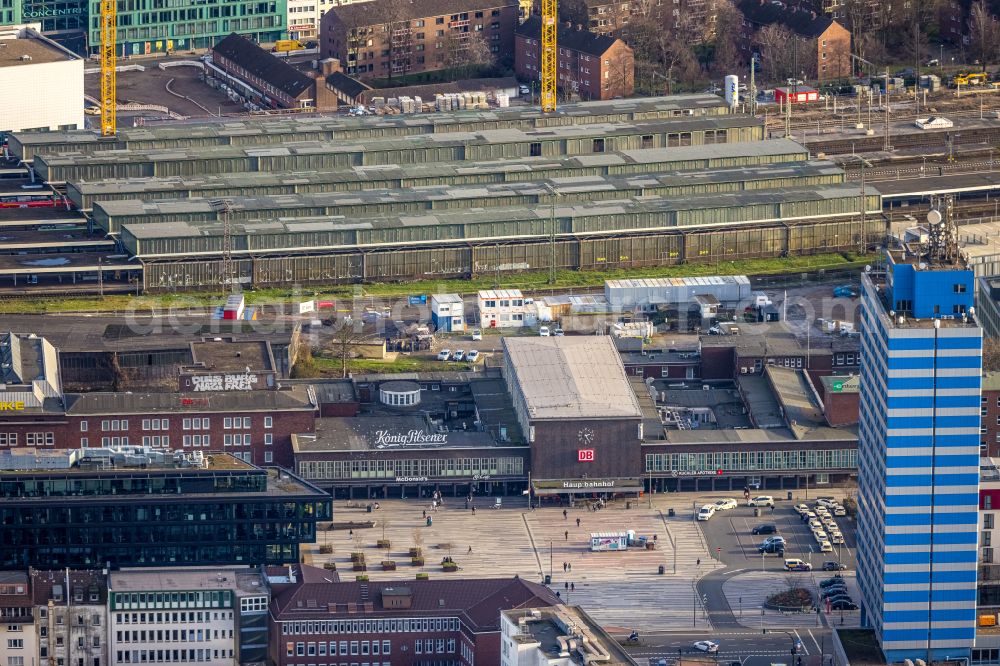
625;628;837;666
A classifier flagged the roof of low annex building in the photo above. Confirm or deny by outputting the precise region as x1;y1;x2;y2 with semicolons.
503;336;642;420
62;386;315;415
212;33;314;98
0;30;80;68
270;565;561;632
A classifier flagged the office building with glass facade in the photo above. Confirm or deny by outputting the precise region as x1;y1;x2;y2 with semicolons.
0;447;331;570
85;0;287;56
857;245;981;663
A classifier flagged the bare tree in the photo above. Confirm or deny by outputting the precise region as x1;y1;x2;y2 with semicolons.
711;0;742;73
372;0;412;80
756;24;793;81
324;317;371;378
983;336;1000;372
442;31;495;78
969;0;1000;72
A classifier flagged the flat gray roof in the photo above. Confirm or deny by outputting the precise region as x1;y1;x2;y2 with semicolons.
96;159;842;219
38;117;761;167
109;568;265;595
503;336;642;420
0;36;75;68
121;183;877;245
12;94;730;148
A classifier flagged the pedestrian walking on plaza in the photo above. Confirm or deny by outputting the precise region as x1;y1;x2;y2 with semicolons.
471;506;476;515
568;563;572;572
423;509;426;518
576;518;580;527
571;582;575;591
563;509;568;520
468;546;473;554
565;582;569;590
563;562;567;572
565;530;569;540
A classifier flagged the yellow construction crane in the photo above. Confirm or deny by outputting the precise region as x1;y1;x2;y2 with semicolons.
540;0;556;113
99;0;117;136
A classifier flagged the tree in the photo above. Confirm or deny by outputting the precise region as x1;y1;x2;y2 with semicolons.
756;24;794;81
443;31;495;79
969;0;1000;72
324;316;370;378
711;0;742;73
372;0;411;80
983;336;1000;372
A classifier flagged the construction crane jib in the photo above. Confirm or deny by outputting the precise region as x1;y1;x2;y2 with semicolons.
99;0;117;137
540;0;556;113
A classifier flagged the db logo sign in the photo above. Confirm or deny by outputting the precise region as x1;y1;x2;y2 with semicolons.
578;449;595;462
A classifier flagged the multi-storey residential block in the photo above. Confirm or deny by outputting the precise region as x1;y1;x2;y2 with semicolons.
514;18;634;100
0;572;37;666
737;0;851;81
857;240;981;662
321;0;519;80
31;569;109;666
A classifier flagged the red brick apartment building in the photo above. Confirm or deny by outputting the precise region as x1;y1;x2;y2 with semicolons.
266;565;561;666
514;18;634;100
321;0;519;80
981;372;1000;458
737;0;851;81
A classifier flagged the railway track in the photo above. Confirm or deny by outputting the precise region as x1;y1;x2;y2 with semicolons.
806;125;1000;155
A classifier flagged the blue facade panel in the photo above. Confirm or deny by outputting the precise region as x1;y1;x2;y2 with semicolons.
857;258;981;662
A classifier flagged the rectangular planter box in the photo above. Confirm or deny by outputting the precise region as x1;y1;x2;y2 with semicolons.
382;561;397;571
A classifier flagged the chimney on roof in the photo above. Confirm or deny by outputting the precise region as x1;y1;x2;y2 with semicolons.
576;23;583;30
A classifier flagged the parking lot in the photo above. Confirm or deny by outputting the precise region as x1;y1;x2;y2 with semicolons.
695;495;857;573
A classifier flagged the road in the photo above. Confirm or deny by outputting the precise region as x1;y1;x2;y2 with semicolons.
625;628;837;666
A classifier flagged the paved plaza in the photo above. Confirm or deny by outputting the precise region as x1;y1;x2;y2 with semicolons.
302;495;721;631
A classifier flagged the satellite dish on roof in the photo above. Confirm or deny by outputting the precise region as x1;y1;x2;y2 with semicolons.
927;209;942;225
918;262;927;270
865;265;872;272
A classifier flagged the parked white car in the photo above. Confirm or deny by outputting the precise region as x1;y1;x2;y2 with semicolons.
819;540;834;552
813;530;828;543
697;505;716;521
747;496;774;507
437;349;451;361
714;498;739;511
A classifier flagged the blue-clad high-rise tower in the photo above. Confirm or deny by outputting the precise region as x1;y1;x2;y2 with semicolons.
857;229;981;663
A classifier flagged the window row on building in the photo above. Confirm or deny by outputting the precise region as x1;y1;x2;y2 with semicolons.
115;647;232;663
115;610;233;624
286;639;394;658
112;591;233;611
296;457;524;480
644;448;858;473
281;618;461;635
116;627;233;642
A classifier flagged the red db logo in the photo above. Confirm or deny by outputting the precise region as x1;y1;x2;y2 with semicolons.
578;449;595;462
